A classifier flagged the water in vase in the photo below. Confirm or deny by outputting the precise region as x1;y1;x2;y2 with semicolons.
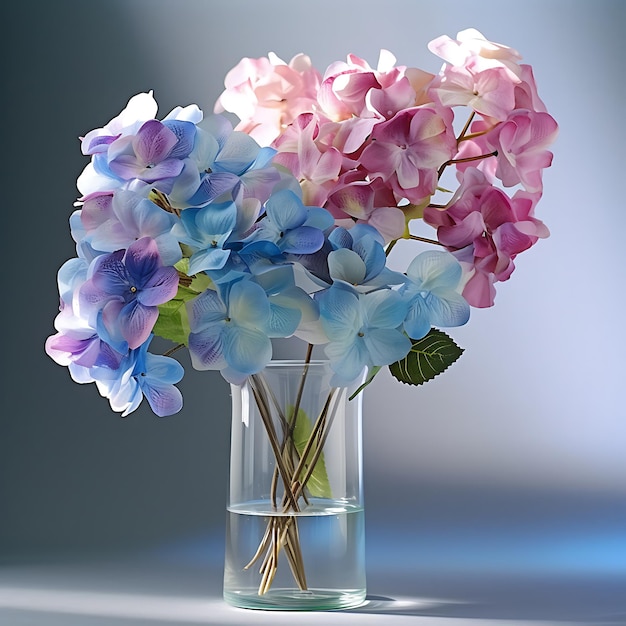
223;499;366;610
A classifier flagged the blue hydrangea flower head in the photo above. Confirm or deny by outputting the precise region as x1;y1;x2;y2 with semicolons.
399;250;470;339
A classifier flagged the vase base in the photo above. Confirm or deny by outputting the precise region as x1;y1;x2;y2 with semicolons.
223;587;367;611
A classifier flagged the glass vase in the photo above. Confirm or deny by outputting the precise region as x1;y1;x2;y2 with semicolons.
223;360;366;610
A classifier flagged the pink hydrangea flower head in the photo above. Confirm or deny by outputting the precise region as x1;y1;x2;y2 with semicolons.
404;67;437;106
272;112;343;207
424;168;548;307
514;65;549;112
324;178;405;242
427;29;526;122
318;50;418;122
214;52;322;146
319;56;380;121
452;118;499;181
428;28;523;81
360;106;457;205
428;65;517;121
491;109;558;192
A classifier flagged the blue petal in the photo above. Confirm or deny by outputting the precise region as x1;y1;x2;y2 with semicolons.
202;114;234;151
188;172;240;206
188;324;227;370
271;285;319;325
363;328;411;366
265;189;306;231
303;207;334;231
423;291;470;328
350;223;385;245
318;287;361;339
253;265;295;294
142;352;184;384
188;248;231;274
328;248;367;284
328;226;354;250
407;250;463;290
57;257;88;305
280;226;324;254
228;280;271;329
88;249;127;296
361;289;408;329
353;236;386;281
325;339;369;385
176;207;203;242
223;324;272;374
195;202;237;239
250;146;278;169
136;350;184;416
238;240;283;266
403;297;431;340
215;132;261;175
162;120;197;159
141;380;183;417
187;289;226;333
266;300;302;337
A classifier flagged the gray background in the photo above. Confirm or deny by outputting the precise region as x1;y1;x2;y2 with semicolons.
1;1;625;621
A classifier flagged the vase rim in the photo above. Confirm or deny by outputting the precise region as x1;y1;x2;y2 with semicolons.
264;359;330;367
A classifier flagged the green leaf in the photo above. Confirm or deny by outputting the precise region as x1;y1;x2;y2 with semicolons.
189;271;212;293
291;406;333;499
389;328;464;386
153;263;214;346
174;258;213;293
153;283;208;345
153;288;192;345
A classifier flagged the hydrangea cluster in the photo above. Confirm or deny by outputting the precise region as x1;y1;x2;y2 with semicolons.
46;30;557;417
216;28;557;307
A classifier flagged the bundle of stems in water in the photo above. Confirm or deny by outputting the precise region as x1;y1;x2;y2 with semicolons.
244;349;340;595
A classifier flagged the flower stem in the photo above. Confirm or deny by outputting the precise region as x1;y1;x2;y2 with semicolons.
162;343;185;357
244;357;339;596
438;149;498;179
385;238;398;257
268;343;314;508
457;111;476;144
447;150;498;165
249;376;300;513
408;234;444;246
286;390;339;506
149;188;180;217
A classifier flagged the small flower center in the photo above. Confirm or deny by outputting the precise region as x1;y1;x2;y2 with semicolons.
130;286;137;293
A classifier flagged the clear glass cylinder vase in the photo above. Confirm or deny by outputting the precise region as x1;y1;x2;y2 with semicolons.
223;360;366;610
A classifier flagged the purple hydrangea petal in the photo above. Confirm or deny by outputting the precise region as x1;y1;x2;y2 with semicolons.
133;120;178;164
116;299;159;350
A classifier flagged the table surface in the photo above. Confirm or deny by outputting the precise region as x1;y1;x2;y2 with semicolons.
2;523;625;626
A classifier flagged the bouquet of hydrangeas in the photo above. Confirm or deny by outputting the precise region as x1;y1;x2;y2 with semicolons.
45;29;557;418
